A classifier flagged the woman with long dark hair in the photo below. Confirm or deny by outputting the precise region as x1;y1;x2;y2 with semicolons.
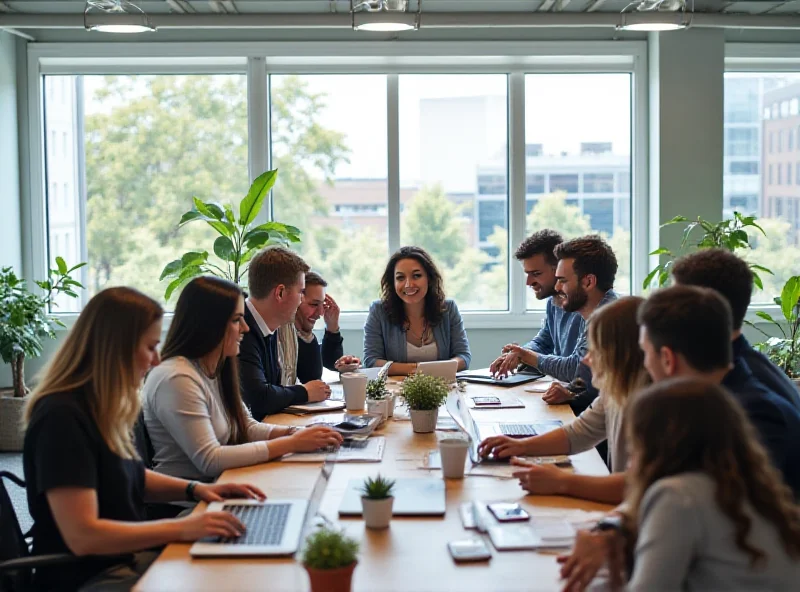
363;246;471;376
560;378;800;591
142;276;341;481
23;287;262;592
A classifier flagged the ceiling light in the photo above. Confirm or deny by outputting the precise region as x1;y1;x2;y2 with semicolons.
84;0;156;34
617;0;690;32
351;0;420;33
619;21;686;31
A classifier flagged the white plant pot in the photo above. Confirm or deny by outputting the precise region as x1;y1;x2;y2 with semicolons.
366;398;389;421
386;393;396;418
361;496;394;529
0;392;27;452
409;408;438;433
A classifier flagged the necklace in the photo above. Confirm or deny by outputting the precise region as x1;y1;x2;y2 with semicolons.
405;319;431;345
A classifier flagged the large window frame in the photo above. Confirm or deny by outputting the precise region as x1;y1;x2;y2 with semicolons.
26;41;648;330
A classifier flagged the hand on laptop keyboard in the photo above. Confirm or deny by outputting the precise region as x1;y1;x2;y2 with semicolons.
178;509;246;542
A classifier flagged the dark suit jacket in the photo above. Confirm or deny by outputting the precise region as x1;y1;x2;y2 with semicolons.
239;305;308;419
734;335;800;412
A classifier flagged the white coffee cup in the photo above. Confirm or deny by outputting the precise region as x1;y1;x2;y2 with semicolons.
341;372;368;412
438;437;470;479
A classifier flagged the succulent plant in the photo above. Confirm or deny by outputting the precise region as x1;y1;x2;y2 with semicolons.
359;474;396;500
366;375;388;400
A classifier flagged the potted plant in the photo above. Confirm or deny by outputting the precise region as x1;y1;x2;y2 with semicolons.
753;276;800;388
402;373;449;433
359;473;396;529
0;260;85;451
159;169;301;299
301;526;359;592
644;212;772;290
366;376;389;420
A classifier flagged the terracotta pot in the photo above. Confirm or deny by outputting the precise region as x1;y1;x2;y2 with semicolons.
305;561;357;592
0;391;27;452
409;408;438;433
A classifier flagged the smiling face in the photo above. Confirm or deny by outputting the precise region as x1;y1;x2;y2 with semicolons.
222;296;249;358
522;253;558;300
555;258;589;313
276;272;306;326
134;319;163;384
394;258;429;306
296;283;325;333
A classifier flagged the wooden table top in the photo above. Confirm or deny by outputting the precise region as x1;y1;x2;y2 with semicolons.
135;379;612;592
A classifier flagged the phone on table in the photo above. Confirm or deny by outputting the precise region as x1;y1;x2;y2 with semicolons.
447;538;492;563
472;396;501;407
486;503;530;523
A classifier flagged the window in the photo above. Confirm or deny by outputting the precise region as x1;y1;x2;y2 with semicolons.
583;173;615;193
727;128;758;157
400;74;508;311
724;72;800;302
526;174;545;194
525;73;632;309
272;74;387;313
44;74;248;311
63;183;69;210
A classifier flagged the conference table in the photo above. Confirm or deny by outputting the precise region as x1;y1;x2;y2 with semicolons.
135;377;612;592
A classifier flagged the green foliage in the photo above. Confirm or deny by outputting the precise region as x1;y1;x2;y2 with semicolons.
401;373;449;411
359;474;396;499
159;170;302;299
301;527;359;570
366;376;388;400
753;276;800;379
644;212;772;290
0;260;86;397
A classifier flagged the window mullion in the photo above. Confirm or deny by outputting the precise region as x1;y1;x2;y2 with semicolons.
508;71;526;315
247;57;270;223
387;73;400;255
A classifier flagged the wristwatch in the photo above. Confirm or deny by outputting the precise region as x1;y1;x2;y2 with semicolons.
592;515;624;533
185;480;199;502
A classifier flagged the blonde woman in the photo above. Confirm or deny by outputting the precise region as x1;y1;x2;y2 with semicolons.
478;296;650;504
22;287;263;592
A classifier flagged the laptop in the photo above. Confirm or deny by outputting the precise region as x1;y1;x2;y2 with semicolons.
190;459;333;557
417;360;459;382
457;367;544;387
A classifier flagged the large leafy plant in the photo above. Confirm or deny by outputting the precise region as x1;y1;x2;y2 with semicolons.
752;276;800;379
0;259;85;398
159;170;300;299
644;212;772;290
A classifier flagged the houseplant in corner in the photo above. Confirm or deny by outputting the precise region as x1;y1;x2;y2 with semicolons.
159;169;301;299
366;375;390;420
301;525;359;592
752;275;800;388
360;474;396;529
402;373;449;433
0;259;85;451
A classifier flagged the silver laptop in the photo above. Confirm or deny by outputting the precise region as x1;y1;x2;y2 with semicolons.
190;460;333;557
416;360;459;382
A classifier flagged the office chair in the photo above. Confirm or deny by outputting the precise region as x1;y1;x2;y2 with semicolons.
133;411;183;521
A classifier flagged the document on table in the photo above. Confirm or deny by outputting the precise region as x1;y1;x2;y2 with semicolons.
280;436;386;463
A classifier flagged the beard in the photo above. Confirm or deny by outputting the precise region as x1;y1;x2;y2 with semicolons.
560;285;589;313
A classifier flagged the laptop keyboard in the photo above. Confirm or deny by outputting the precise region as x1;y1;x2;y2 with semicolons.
216;503;291;545
499;423;538;437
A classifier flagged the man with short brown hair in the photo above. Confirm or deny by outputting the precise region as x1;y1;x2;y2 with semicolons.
239;247;331;418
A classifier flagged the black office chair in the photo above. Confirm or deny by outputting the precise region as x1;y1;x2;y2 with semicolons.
133;411;183;521
0;471;85;592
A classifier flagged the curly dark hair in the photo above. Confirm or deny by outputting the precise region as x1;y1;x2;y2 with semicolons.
553;235;618;292
622;378;800;568
671;249;753;331
380;246;446;327
514;229;564;265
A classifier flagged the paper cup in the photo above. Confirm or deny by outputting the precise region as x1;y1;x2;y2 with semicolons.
438;437;469;479
341;372;368;411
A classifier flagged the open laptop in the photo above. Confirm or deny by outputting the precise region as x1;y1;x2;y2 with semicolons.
457;367;544;387
190;459;333;557
417;360;459;382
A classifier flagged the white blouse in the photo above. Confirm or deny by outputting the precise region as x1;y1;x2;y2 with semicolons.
406;340;439;363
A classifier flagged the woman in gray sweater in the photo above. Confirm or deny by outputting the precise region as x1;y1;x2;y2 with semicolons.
561;378;800;592
142;277;342;481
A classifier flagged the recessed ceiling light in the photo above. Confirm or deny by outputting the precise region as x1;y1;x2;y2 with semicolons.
618;22;687;31
354;22;416;32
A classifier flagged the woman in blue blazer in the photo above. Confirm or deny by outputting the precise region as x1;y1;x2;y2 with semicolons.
363;246;471;375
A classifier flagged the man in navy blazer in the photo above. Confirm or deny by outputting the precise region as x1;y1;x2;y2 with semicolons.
239;247;331;419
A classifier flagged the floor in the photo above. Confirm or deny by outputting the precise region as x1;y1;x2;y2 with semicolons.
0;452;32;533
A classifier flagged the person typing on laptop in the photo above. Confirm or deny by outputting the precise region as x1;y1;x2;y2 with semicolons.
479;297;649;505
363;246;471;376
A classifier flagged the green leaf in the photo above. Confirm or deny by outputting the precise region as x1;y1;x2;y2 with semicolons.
752;272;763;290
245;230;272;250
160;259;183;281
239;169;278;227
780;276;800;323
658;268;670;287
755;311;780;326
648;247;672;256
55;257;67;275
208;219;235;238
749;264;773;275
193;197;223;221
165;266;202;301
181;251;208;268
67;262;87;273
213;236;237;262
205;202;226;221
643;266;661;290
224;204;236;225
178;210;205;226
660;216;688;227
681;222;698;249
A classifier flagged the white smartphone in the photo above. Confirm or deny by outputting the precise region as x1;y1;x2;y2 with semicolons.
447;538;492;563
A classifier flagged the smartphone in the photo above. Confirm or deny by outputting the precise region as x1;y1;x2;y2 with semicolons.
447;538;492;563
487;503;530;523
472;396;501;406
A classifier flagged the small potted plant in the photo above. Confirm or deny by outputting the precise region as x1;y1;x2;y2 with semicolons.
366;376;389;420
0;260;84;451
753;275;800;388
359;474;396;529
402;373;449;433
301;526;359;592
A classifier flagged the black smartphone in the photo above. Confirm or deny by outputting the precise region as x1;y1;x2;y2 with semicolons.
486;503;530;523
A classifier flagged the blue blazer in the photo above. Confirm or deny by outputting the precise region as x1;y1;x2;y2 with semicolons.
363;299;471;369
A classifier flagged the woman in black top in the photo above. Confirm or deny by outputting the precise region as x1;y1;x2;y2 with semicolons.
23;287;264;591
